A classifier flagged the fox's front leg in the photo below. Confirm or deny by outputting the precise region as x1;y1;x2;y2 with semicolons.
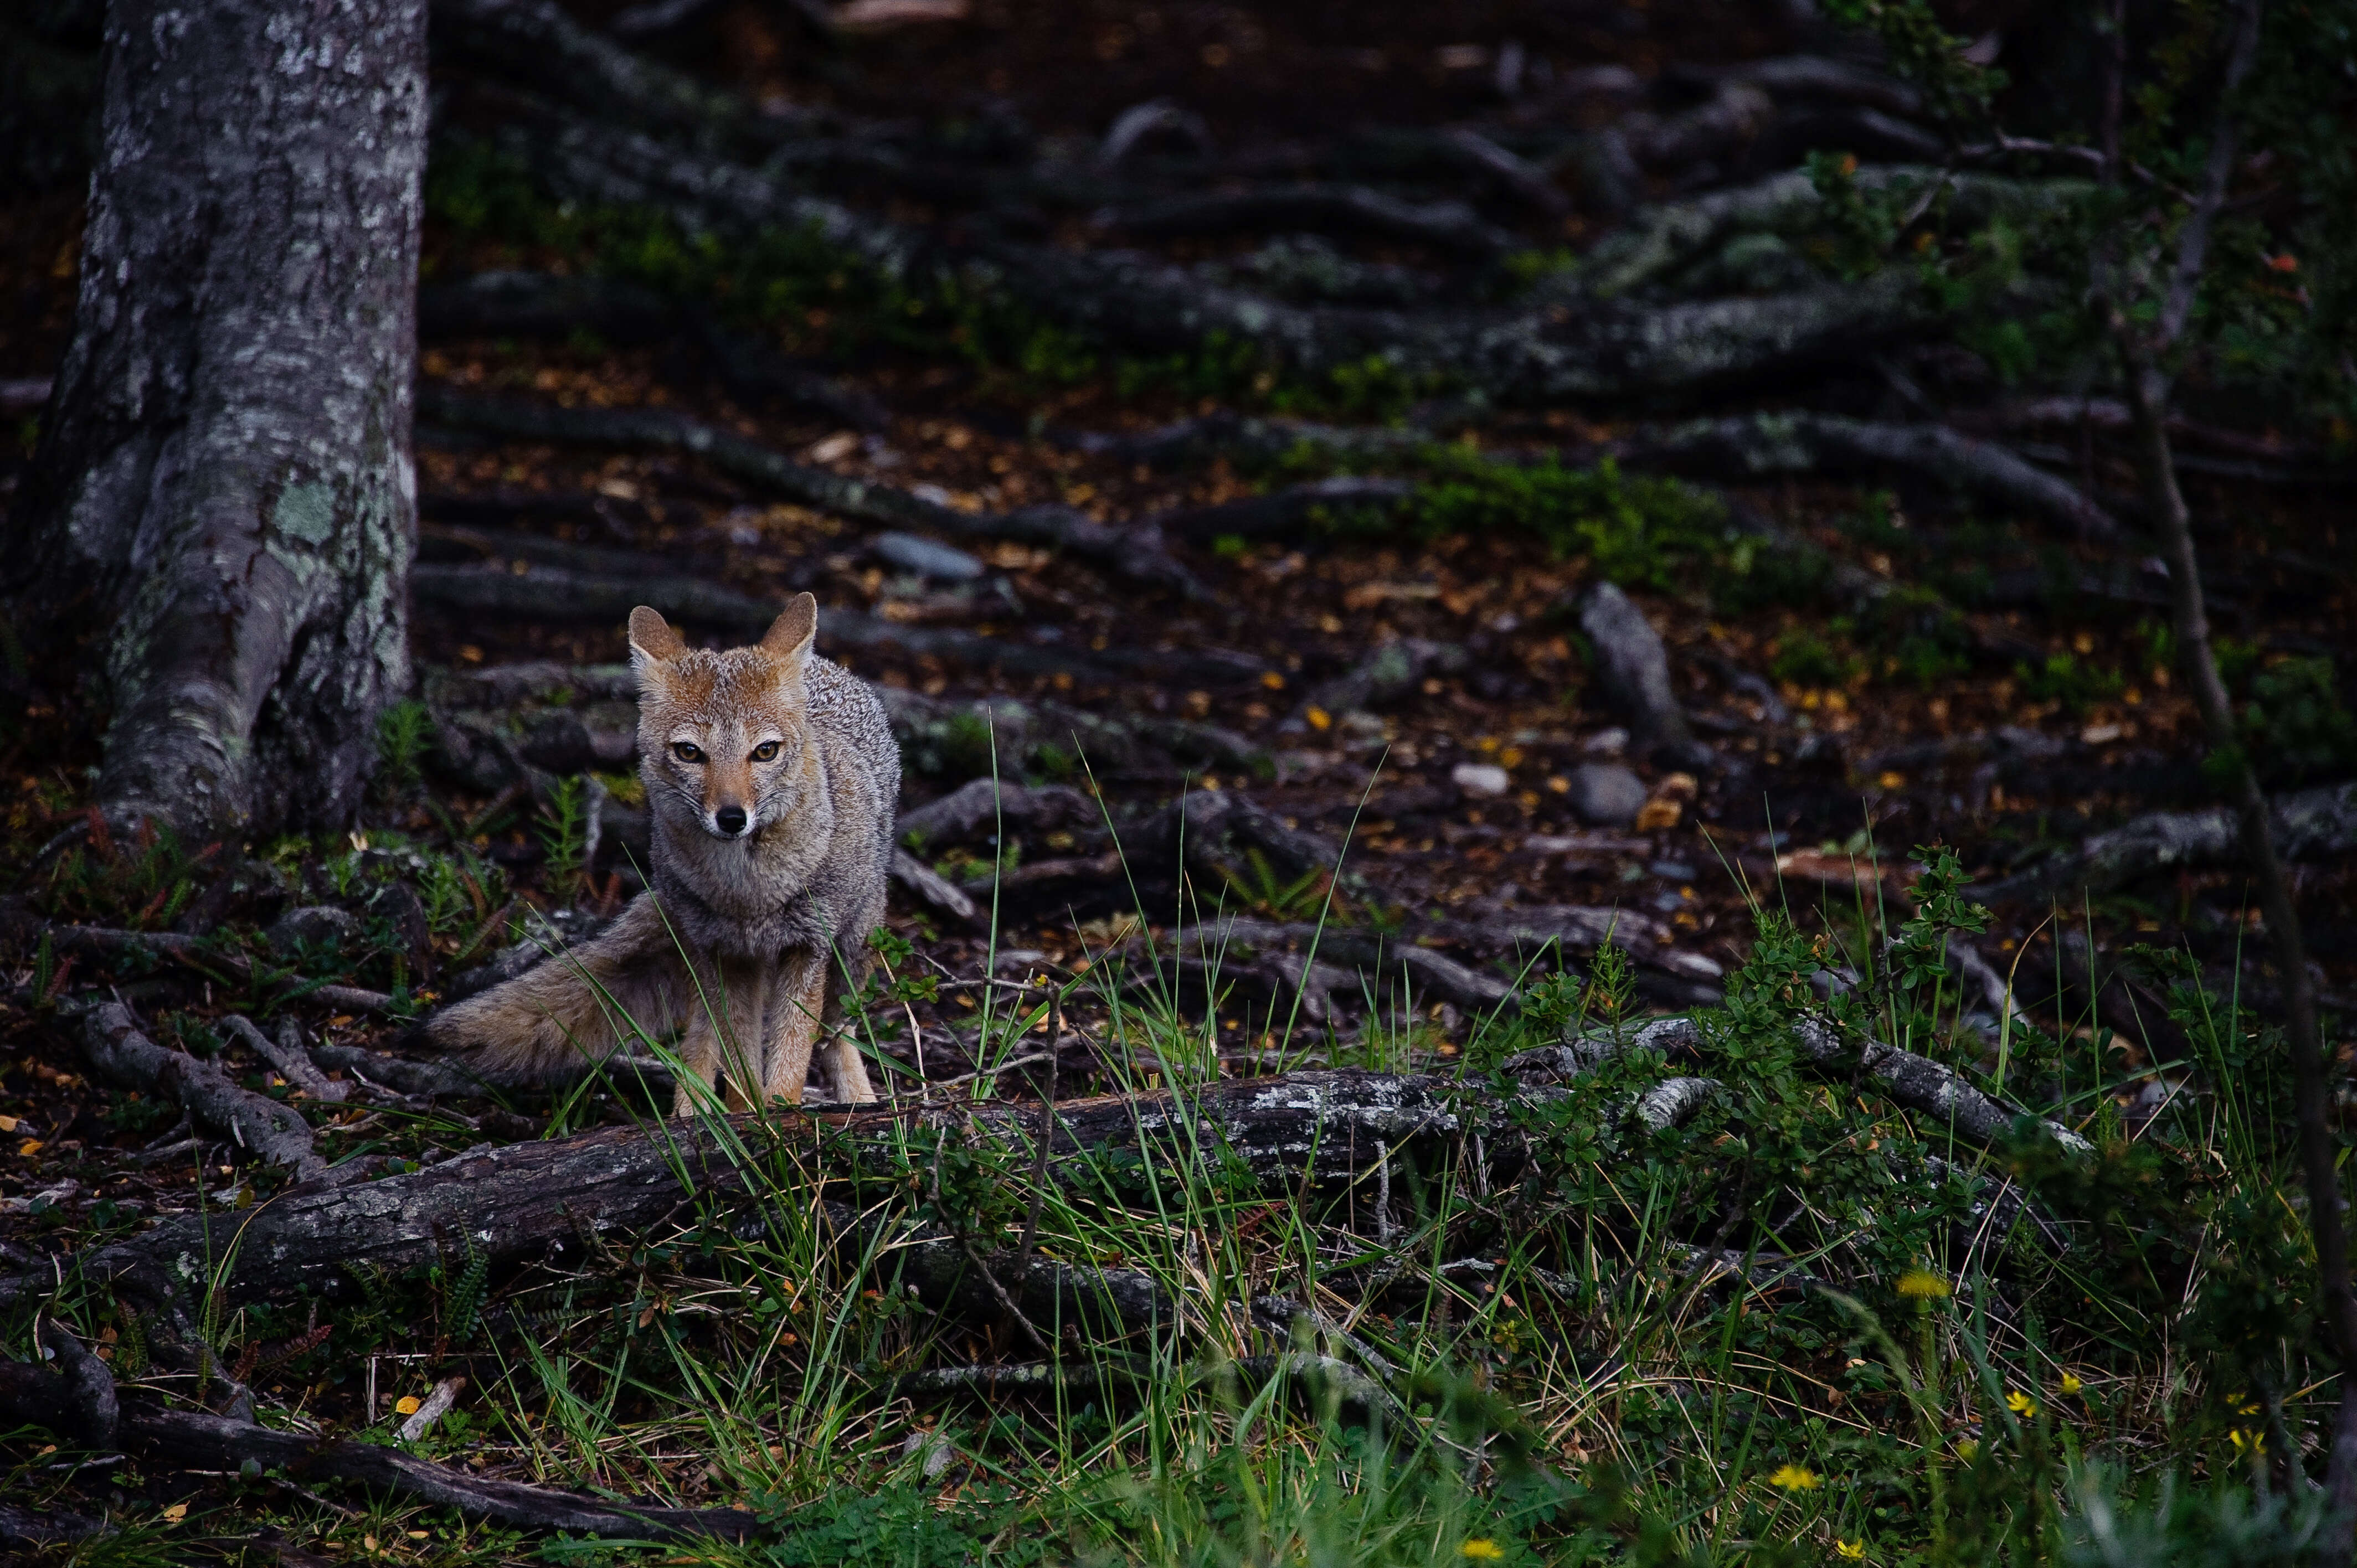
758;948;830;1106
673;953;768;1116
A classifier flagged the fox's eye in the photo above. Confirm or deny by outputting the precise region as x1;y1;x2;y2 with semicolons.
750;740;781;763
671;741;705;764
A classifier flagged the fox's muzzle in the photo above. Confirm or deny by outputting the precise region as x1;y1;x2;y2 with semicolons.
712;805;753;838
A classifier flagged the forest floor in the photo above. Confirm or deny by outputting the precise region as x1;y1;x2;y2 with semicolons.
2;0;2355;1563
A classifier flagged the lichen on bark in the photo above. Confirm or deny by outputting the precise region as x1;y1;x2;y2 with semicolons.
5;0;426;840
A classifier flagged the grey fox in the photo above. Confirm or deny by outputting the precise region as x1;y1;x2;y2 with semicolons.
422;596;900;1113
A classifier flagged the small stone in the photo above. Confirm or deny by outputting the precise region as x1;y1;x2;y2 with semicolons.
1452;762;1511;798
874;530;984;582
1565;763;1646;826
266;905;359;953
1580;727;1629;756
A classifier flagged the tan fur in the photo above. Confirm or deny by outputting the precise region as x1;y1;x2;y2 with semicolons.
423;596;901;1113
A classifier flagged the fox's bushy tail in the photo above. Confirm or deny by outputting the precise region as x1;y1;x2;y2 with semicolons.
422;894;683;1084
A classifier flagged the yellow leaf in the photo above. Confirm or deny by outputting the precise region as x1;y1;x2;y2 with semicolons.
0;1115;17;1132
395;1395;423;1415
1305;706;1331;731
161;1503;188;1522
1634;799;1681;832
1259;670;1285;690
17;1139;42;1158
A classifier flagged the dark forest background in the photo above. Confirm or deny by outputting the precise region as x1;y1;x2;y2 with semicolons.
1;0;2355;1561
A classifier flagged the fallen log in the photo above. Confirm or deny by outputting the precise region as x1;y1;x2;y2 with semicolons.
9;1032;2083;1332
34;1071;1471;1310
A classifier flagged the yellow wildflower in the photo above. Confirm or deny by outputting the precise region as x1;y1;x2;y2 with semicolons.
1895;1269;1950;1299
1769;1464;1821;1492
2058;1372;2083;1396
2230;1429;2266;1456
1461;1542;1505;1560
2006;1390;2039;1420
1836;1541;1867;1560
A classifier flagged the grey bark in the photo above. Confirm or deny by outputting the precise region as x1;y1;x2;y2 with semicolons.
1979;781;2357;904
8;0;424;840
1577;582;1712;771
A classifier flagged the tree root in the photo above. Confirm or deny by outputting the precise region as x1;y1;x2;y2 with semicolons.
416;387;1209;600
0;1343;756;1541
0;915;399;1017
1278;638;1469;736
1092;184;1516;257
481;110;1947;404
409;559;1242;688
1979;781;2357;904
1615;411;2118;540
418;271;888;431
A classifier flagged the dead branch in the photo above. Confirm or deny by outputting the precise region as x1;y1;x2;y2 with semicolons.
1790;1014;2093;1154
1123;917;1519;1018
82;1002;330;1181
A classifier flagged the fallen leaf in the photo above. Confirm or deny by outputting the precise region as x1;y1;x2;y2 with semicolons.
17;1139;42;1158
1634;800;1682;831
394;1395;423;1416
0;1115;17;1132
161;1503;188;1522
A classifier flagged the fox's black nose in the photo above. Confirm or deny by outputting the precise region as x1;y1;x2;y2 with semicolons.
716;806;748;836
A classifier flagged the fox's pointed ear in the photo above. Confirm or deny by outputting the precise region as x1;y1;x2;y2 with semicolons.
760;592;818;668
628;606;686;680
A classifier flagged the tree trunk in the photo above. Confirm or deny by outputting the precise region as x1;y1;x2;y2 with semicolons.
6;0;426;839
